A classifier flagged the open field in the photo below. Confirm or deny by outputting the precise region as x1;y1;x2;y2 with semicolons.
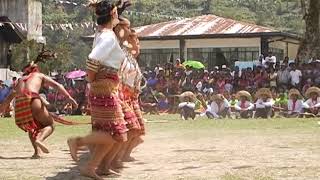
0;115;320;180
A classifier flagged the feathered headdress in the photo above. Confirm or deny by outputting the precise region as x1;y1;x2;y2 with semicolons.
23;46;57;75
117;0;132;16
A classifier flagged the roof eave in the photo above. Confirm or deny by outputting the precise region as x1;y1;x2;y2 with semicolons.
138;32;301;41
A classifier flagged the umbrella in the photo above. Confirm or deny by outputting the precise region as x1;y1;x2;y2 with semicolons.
183;60;205;69
66;70;86;79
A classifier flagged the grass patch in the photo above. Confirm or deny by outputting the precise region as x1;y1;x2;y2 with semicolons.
0;115;319;140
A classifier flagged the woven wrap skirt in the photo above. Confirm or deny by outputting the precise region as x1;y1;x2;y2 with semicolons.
90;71;128;142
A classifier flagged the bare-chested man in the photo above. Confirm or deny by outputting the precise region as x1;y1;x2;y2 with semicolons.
0;56;78;159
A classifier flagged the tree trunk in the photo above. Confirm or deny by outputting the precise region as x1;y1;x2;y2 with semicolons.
297;0;320;61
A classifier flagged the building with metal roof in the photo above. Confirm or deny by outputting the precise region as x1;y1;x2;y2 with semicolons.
83;14;301;69
136;14;300;69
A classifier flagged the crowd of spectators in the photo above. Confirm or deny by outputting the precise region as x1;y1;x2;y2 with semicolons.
139;53;320;119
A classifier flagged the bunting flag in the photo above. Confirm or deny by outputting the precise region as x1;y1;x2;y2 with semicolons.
0;21;96;32
56;0;183;20
0;1;184;32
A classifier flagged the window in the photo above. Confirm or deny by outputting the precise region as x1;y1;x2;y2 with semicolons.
187;47;260;70
138;49;179;68
269;48;284;61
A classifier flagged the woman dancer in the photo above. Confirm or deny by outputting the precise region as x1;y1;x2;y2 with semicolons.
67;1;128;179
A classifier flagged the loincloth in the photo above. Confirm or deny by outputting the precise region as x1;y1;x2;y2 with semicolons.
14;90;44;139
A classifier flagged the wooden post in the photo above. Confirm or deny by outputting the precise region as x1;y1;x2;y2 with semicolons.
179;39;186;63
260;36;269;57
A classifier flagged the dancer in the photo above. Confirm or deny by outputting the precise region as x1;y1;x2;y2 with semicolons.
235;90;254;119
286;89;304;118
254;88;274;119
303;86;320;117
67;1;128;179
0;50;78;159
206;94;231;119
115;17;145;163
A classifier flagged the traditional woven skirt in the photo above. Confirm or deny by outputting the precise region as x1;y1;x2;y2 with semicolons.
14;91;43;139
121;85;141;131
132;96;145;135
90;71;128;142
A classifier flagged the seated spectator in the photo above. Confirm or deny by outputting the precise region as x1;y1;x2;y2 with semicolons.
157;93;169;113
235;91;254;119
229;94;238;111
178;91;196;120
286;89;304;118
255;88;274;119
274;91;288;110
206;94;230;119
195;93;207;114
303;87;320;117
302;78;313;95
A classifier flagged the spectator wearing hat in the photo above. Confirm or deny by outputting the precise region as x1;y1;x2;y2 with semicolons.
206;94;230;119
286;89;304;118
235;91;254;119
303;87;320;116
178;91;196;120
255;88;274;118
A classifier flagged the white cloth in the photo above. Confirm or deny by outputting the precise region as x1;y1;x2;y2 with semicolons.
255;98;274;109
179;102;195;109
287;99;304;113
235;101;254;111
290;70;302;85
196;81;202;92
89;30;125;70
207;99;230;118
303;97;320;109
121;49;141;88
264;56;276;68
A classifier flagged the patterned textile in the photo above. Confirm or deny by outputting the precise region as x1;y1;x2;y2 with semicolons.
14;90;43;139
87;59;128;141
121;85;141;130
132;97;145;135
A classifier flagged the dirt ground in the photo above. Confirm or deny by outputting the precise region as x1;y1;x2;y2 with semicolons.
0;119;320;180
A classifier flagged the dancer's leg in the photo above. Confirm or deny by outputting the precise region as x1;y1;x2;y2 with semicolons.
68;132;115;161
29;132;40;159
31;98;55;153
80;144;113;180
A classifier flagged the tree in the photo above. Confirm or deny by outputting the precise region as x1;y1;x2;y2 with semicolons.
296;0;320;60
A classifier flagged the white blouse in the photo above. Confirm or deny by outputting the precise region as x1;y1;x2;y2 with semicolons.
88;30;125;70
287;99;304;113
303;97;320;109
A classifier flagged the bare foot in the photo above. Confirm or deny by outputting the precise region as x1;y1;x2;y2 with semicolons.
112;160;124;169
31;154;41;159
97;168;121;176
67;138;78;161
80;167;104;180
122;156;136;162
35;140;49;154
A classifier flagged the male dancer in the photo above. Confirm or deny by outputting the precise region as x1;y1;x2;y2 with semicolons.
0;50;78;158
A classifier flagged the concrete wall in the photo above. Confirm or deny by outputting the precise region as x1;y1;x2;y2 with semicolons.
0;0;43;41
269;40;299;60
140;40;179;49
185;38;261;48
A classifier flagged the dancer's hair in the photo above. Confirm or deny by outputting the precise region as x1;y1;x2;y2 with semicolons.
89;0;117;25
22;47;57;76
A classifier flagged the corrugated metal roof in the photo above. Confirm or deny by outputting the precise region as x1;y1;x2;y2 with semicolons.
135;14;276;37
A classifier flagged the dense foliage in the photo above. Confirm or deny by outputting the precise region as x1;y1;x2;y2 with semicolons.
11;0;310;72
